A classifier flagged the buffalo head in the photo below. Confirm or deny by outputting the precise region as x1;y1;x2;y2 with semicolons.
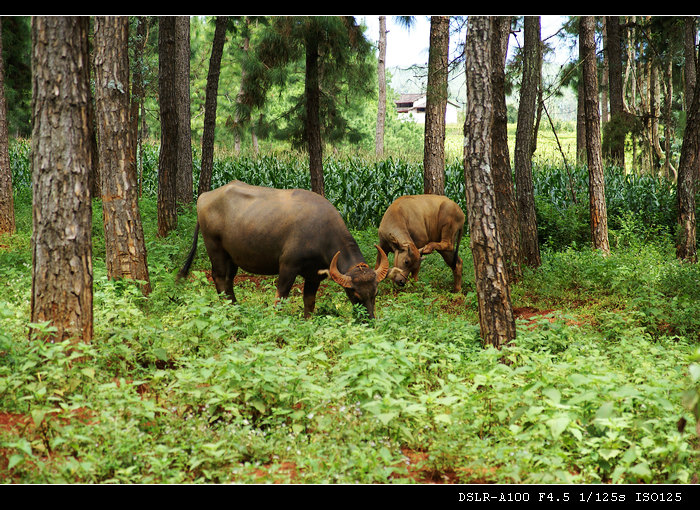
386;243;424;287
327;245;389;319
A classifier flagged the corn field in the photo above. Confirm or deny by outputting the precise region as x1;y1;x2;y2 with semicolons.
9;139;691;239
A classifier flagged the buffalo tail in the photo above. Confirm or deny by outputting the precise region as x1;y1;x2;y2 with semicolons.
177;222;200;279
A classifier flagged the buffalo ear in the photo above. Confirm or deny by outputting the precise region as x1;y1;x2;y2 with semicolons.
329;251;353;288
374;244;389;282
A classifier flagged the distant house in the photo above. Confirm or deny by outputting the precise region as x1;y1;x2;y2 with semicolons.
395;93;460;124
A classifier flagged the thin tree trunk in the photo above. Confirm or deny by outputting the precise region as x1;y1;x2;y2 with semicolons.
624;16;637;115
651;61;664;174
490;16;521;283
676;40;700;262
94;16;151;295
198;15;228;196
606;15;625;168
157;16;179;237
30;16;93;343
234;17;250;155
175;16;193;204
577;75;587;164
663;57;677;181
601;18;610;124
129;17;148;196
641;60;654;173
687;17;700;188
0;20;15;235
514;16;541;269
463;16;515;349
531;38;543;158
423;15;449;195
305;34;324;196
375;16;386;158
685;17;697;113
87;62;100;201
580;16;611;255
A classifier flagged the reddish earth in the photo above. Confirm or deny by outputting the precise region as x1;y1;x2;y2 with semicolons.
249;447;497;484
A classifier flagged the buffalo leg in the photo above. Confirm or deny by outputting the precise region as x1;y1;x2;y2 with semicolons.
439;249;462;293
302;278;321;318
274;267;298;308
420;221;460;255
204;238;237;302
419;239;453;255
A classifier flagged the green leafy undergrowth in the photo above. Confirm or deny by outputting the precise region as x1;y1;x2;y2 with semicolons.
1;196;698;483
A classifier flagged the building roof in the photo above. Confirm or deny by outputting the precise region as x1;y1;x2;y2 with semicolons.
395;93;460;113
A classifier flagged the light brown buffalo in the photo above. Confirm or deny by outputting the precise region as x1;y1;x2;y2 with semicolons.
378;194;465;293
178;180;389;318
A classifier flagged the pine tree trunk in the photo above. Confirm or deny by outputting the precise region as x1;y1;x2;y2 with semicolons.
490;16;521;283
676;46;699;262
463;16;515;349
576;77;587;164
87;74;101;201
651;62;664;174
0;20;15;236
234;18;249;156
30;16;93;343
375;16;386;158
129;17;148;196
663;58;677;181
198;15;228;196
157;17;179;237
601;19;609;124
514;16;541;268
686;17;700;188
685;17;697;113
580;16;611;254
606;15;625;168
94;16;151;295
175;16;193;204
305;35;324;197
423;15;449;196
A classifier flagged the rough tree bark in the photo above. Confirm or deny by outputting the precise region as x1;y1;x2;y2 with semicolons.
305;32;324;196
129;17;149;197
375;16;387;158
30;16;93;343
234;17;250;156
157;16;179;237
463;16;516;349
686;17;700;187
175;16;193;204
676;39;699;262
514;16;541;269
423;15;449;196
94;16;151;295
606;15;625;168
0;20;15;236
580;16;611;254
490;16;521;283
685;17;697;113
198;15;228;196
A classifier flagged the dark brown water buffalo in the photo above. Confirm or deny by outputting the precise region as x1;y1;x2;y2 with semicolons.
178;180;389;318
378;194;465;292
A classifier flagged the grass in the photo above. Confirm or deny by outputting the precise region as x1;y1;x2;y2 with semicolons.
1;184;699;483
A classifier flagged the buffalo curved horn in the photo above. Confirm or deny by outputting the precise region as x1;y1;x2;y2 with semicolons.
329;251;353;288
374;244;389;282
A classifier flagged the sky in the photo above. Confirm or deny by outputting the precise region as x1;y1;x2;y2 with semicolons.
357;15;572;69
